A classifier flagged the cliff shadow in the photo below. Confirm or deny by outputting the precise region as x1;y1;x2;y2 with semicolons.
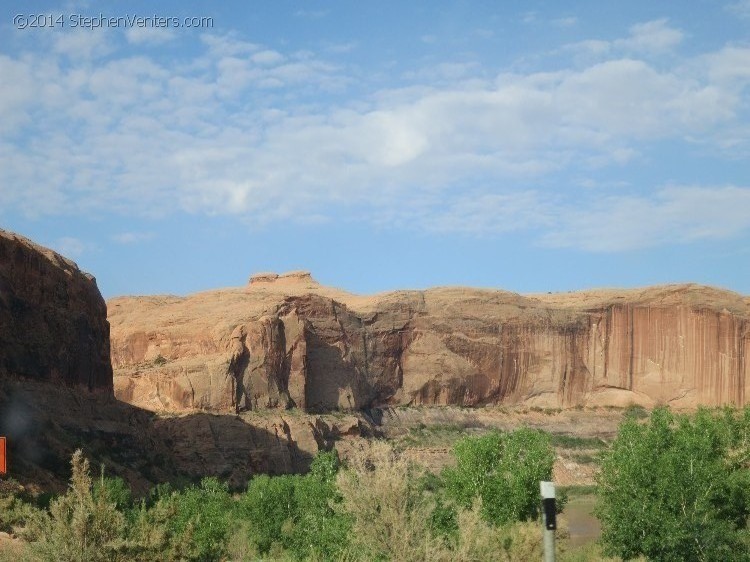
0;378;315;493
153;411;317;490
304;331;363;413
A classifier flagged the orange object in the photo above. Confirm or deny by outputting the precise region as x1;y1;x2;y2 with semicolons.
0;437;6;475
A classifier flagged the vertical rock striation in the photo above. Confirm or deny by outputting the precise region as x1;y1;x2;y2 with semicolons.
110;275;749;412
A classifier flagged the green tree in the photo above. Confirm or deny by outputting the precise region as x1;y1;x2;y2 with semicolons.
597;407;750;561
286;451;350;560
239;472;298;554
443;428;555;525
167;477;234;562
238;450;349;559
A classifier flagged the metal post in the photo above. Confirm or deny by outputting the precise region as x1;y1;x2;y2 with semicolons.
540;481;556;562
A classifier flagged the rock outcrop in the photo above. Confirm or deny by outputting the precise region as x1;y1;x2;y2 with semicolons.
110;273;750;412
0;230;112;391
0;234;347;490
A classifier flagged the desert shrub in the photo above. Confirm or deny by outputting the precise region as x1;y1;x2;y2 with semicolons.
0;478;38;533
123;498;180;562
335;441;440;561
622;403;649;420
597;407;750;561
443;428;556;525
25;450;127;562
93;475;132;511
0;540;38;562
549;434;606;449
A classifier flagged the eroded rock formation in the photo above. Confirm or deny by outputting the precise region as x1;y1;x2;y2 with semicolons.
0;233;348;490
110;272;750;412
0;230;112;391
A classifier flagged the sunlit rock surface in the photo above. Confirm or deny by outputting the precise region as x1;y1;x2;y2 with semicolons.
110;273;749;412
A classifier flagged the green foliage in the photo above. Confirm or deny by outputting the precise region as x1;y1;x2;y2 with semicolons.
443;428;556;525
239;473;297;554
429;496;459;539
0;479;38;533
93;475;132;511
238;450;349;560
167;477;234;562
597;407;750;561
26;450;127;562
287;451;349;560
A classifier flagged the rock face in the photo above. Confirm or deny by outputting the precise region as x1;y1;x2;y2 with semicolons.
0;233;348;490
0;230;112;391
110;273;750;412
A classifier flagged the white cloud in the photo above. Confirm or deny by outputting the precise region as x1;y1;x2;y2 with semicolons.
0;55;35;133
543;186;750;251
125;27;176;45
565;19;684;58
616;19;684;53
252;50;285;65
417;192;552;234
53;29;113;59
112;232;155;244
54;237;87;257
727;0;750;18
1;19;749;253
553;17;578;27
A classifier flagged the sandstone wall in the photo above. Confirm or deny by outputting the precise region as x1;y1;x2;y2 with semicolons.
0;230;112;391
0;234;348;489
110;275;749;412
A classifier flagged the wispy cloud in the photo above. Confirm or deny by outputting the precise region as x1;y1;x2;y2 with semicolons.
564;19;684;58
54;236;88;257
727;0;750;18
543;186;750;251
112;232;155;244
1;19;748;253
552;17;578;27
616;19;684;53
125;27;176;45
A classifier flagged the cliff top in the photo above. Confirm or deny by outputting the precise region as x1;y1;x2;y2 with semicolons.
107;274;749;335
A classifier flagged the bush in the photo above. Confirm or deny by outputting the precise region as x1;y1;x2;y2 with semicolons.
238;450;349;560
26;450;127;562
0;479;38;533
335;441;438;561
239;473;298;554
167;477;234;562
597;407;750;561
443;428;556;525
285;451;349;560
93;475;132;511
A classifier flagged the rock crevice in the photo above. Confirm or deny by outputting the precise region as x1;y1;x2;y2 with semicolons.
110;278;750;412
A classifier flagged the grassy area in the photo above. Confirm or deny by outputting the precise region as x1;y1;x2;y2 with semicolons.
549;434;607;449
397;422;487;448
558;484;597;497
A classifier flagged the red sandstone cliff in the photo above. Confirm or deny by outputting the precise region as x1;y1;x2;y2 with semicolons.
0;233;343;489
0;229;112;391
109;273;750;412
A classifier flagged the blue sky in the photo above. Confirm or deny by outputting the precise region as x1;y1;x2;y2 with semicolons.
1;1;749;298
